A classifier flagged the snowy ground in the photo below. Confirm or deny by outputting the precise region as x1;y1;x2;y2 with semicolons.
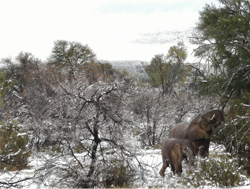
137;144;250;189
1;143;250;188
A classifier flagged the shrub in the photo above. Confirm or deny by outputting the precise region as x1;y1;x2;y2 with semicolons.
0;120;30;170
100;159;137;188
182;156;246;188
212;91;250;175
0;70;14;106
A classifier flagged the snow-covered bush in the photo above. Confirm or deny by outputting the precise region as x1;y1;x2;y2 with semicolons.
182;156;246;188
0;120;30;170
130;89;216;147
98;158;137;188
26;72;145;188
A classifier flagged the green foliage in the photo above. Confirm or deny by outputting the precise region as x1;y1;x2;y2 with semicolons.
182;157;246;188
0;120;30;170
0;71;14;106
192;0;250;97
145;54;167;88
48;40;97;82
199;75;225;96
168;41;187;64
191;0;250;175
144;42;189;94
212;91;250;174
1;52;41;93
50;40;96;68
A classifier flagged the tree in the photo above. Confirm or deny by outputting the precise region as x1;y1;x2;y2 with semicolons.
131;88;215;147
2;52;41;93
0;70;14;107
131;90;169;146
190;0;250;174
145;54;167;91
26;71;144;188
1;53;59;121
165;42;189;94
49;40;96;72
48;40;97;82
144;42;189;95
0;70;33;188
0;120;30;171
191;0;250;99
81;62;115;84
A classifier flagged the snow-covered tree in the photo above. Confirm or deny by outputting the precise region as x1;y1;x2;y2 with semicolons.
131;88;216;147
27;71;144;188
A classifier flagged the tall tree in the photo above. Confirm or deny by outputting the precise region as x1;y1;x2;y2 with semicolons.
50;40;96;69
165;42;188;94
191;0;250;100
190;0;250;174
2;52;41;93
144;42;188;95
49;40;96;81
145;54;167;92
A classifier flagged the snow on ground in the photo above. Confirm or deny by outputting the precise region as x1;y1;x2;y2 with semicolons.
134;143;250;188
1;143;250;188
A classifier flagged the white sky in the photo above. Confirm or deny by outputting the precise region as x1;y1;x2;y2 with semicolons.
0;0;219;62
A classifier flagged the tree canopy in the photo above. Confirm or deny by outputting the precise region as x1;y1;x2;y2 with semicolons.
49;40;96;70
144;42;189;95
191;0;250;100
191;0;250;174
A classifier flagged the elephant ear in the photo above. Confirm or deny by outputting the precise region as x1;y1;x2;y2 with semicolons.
172;143;182;158
201;115;213;132
198;113;218;132
190;114;210;133
185;123;208;140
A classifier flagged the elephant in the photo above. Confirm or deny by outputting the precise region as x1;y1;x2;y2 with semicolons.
169;110;224;157
159;138;195;176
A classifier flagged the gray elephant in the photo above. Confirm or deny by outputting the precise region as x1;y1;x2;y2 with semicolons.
159;138;195;176
170;110;224;157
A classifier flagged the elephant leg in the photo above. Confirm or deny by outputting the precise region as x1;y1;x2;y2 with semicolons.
201;140;210;158
204;143;210;157
171;164;175;174
202;148;209;158
171;150;182;174
174;161;182;174
159;159;169;177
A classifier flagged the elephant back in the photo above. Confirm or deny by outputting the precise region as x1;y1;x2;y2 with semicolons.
169;122;189;139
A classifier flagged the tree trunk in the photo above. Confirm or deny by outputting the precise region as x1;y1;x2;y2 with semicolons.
77;123;101;188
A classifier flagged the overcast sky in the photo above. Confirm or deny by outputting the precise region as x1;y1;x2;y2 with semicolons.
0;0;219;62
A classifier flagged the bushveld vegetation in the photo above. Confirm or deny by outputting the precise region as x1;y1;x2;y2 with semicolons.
0;0;249;188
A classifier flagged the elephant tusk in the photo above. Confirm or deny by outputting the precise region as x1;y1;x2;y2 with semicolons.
210;114;215;121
